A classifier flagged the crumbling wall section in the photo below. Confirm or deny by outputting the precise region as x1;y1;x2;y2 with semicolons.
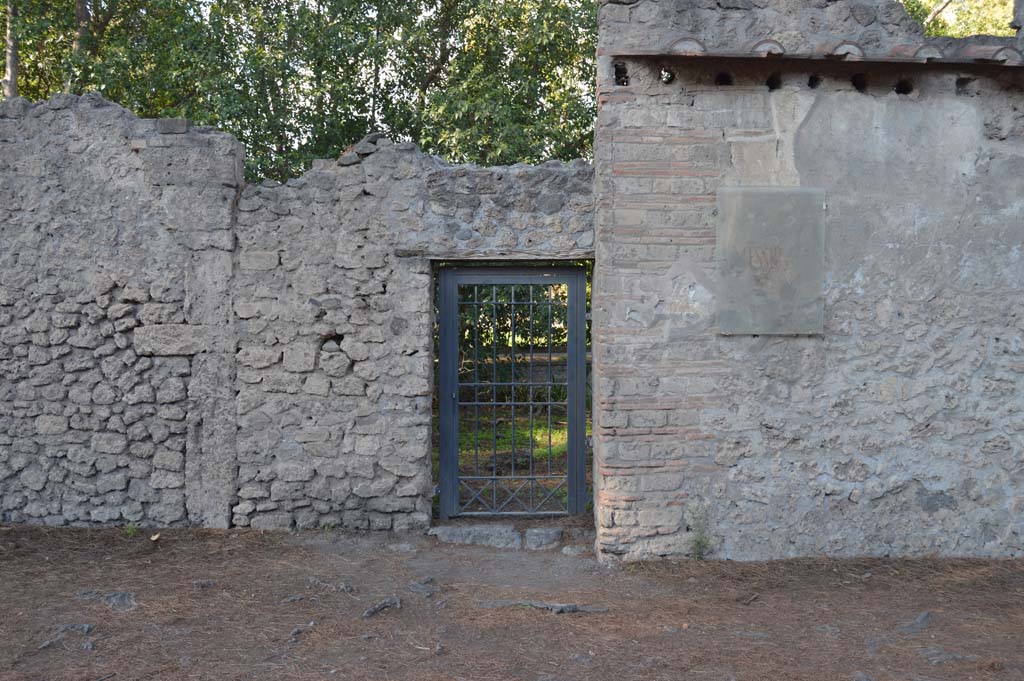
0;93;243;527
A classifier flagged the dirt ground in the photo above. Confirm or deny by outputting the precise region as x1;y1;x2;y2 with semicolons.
2;525;1023;681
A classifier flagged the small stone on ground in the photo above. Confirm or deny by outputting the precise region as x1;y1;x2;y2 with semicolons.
408;577;441;597
102;592;137;612
919;645;967;665
362;596;402;618
478;599;608;614
898;611;933;634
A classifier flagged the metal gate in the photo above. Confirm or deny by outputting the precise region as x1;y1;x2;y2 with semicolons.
438;266;587;518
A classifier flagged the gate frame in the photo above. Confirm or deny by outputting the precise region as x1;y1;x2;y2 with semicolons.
437;265;588;520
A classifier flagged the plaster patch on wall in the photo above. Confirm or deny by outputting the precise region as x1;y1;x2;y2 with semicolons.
716;187;826;335
727;88;819;187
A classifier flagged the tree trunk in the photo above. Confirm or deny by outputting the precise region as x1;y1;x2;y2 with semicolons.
370;7;380;129
66;0;91;91
922;0;955;28
3;0;17;98
72;0;90;54
1013;0;1023;31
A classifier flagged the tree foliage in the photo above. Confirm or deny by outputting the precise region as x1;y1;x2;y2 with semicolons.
0;0;596;181
1;1;1016;180
900;0;1016;37
420;0;595;166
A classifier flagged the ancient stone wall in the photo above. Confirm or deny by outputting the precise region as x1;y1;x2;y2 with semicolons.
232;141;594;531
0;92;243;527
594;0;1024;560
0;93;594;529
4;1;1022;562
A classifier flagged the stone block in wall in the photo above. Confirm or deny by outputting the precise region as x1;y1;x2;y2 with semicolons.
149;491;186;524
352;475;397;499
151;468;185;489
18;467;47;492
250;512;293;530
134;325;222;355
124;384;155;405
150;278;185;304
186;250;233;326
302;375;330;396
283;344;317;373
239;251;280;270
320;351;352;377
237;346;281;368
35;414;69;435
156;118;189;134
139;304;185;326
91;433;128;455
153;449;185;472
278;462;316;482
261;373;303;393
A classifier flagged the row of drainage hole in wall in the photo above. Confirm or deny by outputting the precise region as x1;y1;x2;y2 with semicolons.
613;62;916;95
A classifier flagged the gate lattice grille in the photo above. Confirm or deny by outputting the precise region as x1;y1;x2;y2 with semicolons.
438;267;587;518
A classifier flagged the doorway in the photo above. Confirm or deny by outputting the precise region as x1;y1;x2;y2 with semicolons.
436;265;589;519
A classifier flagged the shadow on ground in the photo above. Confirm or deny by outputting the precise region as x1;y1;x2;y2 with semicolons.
2;526;1023;681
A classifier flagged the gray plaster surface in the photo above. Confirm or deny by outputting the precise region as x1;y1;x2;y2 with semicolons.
593;9;1024;560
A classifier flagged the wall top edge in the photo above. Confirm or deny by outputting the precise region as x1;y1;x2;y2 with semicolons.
603;39;1024;69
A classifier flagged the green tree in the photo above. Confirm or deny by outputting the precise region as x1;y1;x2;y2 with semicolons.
1;0;597;181
2;0;16;98
900;0;1015;37
419;0;596;166
0;1;214;113
198;0;404;180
